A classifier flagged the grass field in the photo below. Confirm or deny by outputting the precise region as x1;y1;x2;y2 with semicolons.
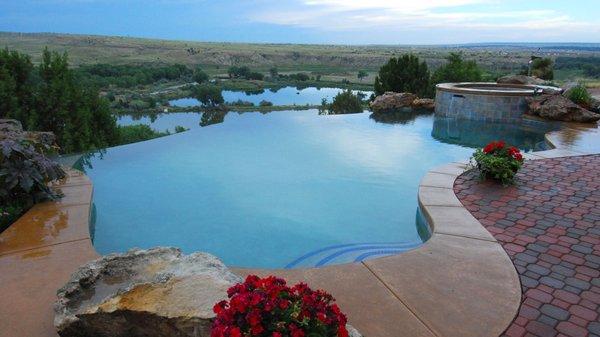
2;31;584;75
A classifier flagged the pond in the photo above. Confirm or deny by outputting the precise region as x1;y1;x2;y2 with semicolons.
86;110;559;269
169;86;373;107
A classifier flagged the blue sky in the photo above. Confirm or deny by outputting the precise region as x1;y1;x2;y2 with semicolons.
1;0;599;44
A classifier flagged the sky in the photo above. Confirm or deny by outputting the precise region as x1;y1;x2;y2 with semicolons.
1;0;599;45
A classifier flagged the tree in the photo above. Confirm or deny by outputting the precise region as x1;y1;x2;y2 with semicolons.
193;84;224;107
326;90;363;114
357;70;368;81
431;53;482;85
193;66;209;83
227;66;251;79
531;58;554;80
269;67;278;79
0;48;118;153
374;54;431;98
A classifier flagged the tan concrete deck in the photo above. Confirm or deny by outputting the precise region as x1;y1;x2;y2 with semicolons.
0;121;598;337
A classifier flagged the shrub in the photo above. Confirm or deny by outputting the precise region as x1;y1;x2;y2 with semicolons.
531;58;554;80
259;100;273;107
327;90;363;114
566;85;592;107
117;124;169;145
431;53;482;85
374;54;431;98
228;99;254;107
212;275;349;337
174;126;188;133
471;141;524;185
0;139;66;206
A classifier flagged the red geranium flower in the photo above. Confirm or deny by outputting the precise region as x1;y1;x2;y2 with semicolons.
211;275;349;337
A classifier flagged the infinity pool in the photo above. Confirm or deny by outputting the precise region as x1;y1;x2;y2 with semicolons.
84;110;558;268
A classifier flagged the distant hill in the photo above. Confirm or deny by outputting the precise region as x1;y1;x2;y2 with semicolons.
1;32;599;73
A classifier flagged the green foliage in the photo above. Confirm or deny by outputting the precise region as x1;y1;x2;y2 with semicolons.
227;66;251;79
471;141;523;185
566;85;592;106
431;53;483;85
117;124;169;145
259;100;273;107
374;54;431;98
269;67;278;78
193;84;224;106
0;48;119;154
193;66;209;84
555;56;600;78
282;73;310;81
1;203;23;232
531;58;554;80
75;63;192;88
174;125;188;133
0;139;66;208
326;90;363;114
228;99;254;107
357;70;368;81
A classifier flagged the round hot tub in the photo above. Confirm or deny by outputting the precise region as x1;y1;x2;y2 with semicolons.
435;82;553;122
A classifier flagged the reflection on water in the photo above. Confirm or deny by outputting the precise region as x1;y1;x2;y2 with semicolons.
432;117;561;151
170;86;374;107
370;109;433;125
200;110;228;127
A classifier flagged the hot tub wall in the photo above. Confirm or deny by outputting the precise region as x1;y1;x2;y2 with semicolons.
435;88;530;122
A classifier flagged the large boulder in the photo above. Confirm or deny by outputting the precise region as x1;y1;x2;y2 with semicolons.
497;75;545;85
369;92;417;113
526;94;600;123
54;247;242;337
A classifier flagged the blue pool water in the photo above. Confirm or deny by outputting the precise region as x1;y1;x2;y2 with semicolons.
169;86;373;107
85;110;558;268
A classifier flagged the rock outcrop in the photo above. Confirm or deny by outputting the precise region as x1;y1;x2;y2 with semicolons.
54;247;242;337
370;92;434;113
497;75;545;85
0;119;56;147
526;94;600;123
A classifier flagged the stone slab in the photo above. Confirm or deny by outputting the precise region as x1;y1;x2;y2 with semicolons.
418;186;463;207
364;234;521;337
421;205;496;242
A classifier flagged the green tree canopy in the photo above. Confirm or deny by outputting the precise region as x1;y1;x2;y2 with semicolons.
374;55;431;97
531;57;554;80
327;90;363;114
0;48;118;153
193;66;209;83
431;53;483;85
193;84;224;107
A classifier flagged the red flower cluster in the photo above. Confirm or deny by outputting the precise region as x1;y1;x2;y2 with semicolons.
482;140;505;154
482;141;523;161
212;275;349;337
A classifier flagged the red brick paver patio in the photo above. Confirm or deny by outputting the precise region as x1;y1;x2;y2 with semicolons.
455;155;600;337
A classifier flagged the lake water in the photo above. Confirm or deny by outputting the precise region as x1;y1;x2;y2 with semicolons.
90;110;558;268
169;86;373;107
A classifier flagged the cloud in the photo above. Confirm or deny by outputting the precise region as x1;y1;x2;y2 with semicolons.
249;0;600;41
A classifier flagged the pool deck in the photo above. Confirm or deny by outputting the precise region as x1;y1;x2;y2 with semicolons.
455;155;600;337
1;121;599;337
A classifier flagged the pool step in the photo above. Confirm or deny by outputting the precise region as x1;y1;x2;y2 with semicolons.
285;241;422;269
